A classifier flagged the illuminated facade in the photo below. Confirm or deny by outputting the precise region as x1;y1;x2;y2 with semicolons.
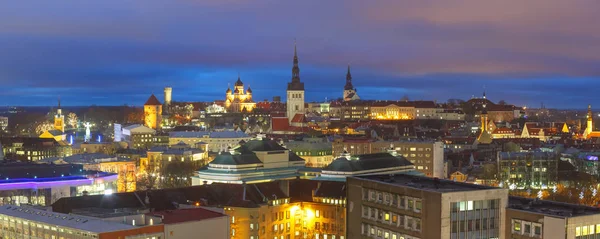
497;152;558;190
224;181;347;239
144;94;163;130
0;163;117;206
54;98;65;133
583;104;600;139
370;102;415;120
286;137;334;168
39;153;136;193
225;75;256;113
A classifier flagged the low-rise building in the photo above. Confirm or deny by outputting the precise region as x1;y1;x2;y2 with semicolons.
0;162;117;206
0;137;72;161
507;196;600;239
333;138;445;178
113;124;158;149
285;137;333;168
38;153;137;192
168;131;252;152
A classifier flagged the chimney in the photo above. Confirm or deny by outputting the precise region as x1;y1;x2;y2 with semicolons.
242;182;247;201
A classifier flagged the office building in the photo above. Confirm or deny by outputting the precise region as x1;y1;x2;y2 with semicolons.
507;196;600;239
347;174;508;239
497;152;558;190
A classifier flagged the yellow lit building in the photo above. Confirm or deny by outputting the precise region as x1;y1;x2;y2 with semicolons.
370;102;415;120
225;75;256;113
40;99;67;142
144;94;163;130
223;181;347;239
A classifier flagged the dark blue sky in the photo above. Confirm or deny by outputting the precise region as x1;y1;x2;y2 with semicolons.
0;0;598;108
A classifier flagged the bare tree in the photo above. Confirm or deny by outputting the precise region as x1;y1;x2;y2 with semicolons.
35;121;54;134
67;112;79;129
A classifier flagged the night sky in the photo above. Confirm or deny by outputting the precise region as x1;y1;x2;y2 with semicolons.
0;0;598;108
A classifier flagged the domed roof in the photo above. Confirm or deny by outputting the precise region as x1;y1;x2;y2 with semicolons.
235;76;243;86
234;88;240;93
226;87;232;93
247;86;252;93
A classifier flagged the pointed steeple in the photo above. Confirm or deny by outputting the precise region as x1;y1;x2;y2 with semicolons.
57;97;61;109
344;64;354;90
288;39;304;91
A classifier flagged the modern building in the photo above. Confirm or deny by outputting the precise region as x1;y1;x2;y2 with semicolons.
497;152;558;190
507;196;600;239
332;138;445;178
144;94;163;130
285;137;334;168
225;75;256;113
0;162;117;206
38;153;137;192
192;136;309;185
168;131;251;152
343;65;360;101
0;205;165;239
347;174;508;239
0;137;72;161
0;205;230;239
114;124;158;149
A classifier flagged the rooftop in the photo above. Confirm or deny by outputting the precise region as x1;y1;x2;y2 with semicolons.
169;131;249;138
0;205;137;233
148;208;226;224
508;196;600;218
355;174;502;193
323;153;414;172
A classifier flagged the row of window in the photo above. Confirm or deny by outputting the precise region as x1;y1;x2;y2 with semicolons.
363;188;422;213
361;206;421;232
576;224;600;237
512;219;542;237
361;223;420;239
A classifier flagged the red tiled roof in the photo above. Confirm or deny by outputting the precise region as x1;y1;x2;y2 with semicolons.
272;117;290;131
144;94;162;106
493;128;514;134
291;113;306;123
149;208;225;224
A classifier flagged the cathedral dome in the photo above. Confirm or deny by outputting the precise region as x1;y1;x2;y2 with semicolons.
226;87;232;94
235;76;243;86
247;86;252;94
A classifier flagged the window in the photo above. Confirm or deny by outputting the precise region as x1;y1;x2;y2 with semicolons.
534;225;541;236
513;220;521;233
231;216;235;224
524;223;531;234
316;210;320;218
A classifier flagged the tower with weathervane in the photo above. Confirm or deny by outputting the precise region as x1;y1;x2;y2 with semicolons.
286;41;305;123
343;65;360;101
54;98;65;133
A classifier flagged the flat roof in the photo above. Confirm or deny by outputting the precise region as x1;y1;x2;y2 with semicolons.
0;205;137;233
508;196;600;218
148;208;226;224
354;174;502;193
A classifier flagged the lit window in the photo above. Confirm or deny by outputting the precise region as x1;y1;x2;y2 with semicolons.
316;210;320;218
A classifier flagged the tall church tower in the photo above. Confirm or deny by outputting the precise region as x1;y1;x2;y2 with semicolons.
343;65;359;101
287;41;305;123
477;92;492;144
54;98;65;132
584;104;593;138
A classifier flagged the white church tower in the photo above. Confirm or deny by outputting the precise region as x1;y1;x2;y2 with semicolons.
287;41;305;123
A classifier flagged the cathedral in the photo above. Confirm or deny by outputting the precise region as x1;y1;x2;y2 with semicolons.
225;75;256;113
343;65;360;101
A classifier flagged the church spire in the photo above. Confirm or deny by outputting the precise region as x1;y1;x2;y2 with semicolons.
344;64;354;90
58;96;61;109
287;39;304;91
291;39;300;82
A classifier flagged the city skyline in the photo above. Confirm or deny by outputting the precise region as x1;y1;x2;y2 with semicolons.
1;0;599;108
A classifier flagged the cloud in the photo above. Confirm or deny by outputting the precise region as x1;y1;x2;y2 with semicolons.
0;0;598;107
